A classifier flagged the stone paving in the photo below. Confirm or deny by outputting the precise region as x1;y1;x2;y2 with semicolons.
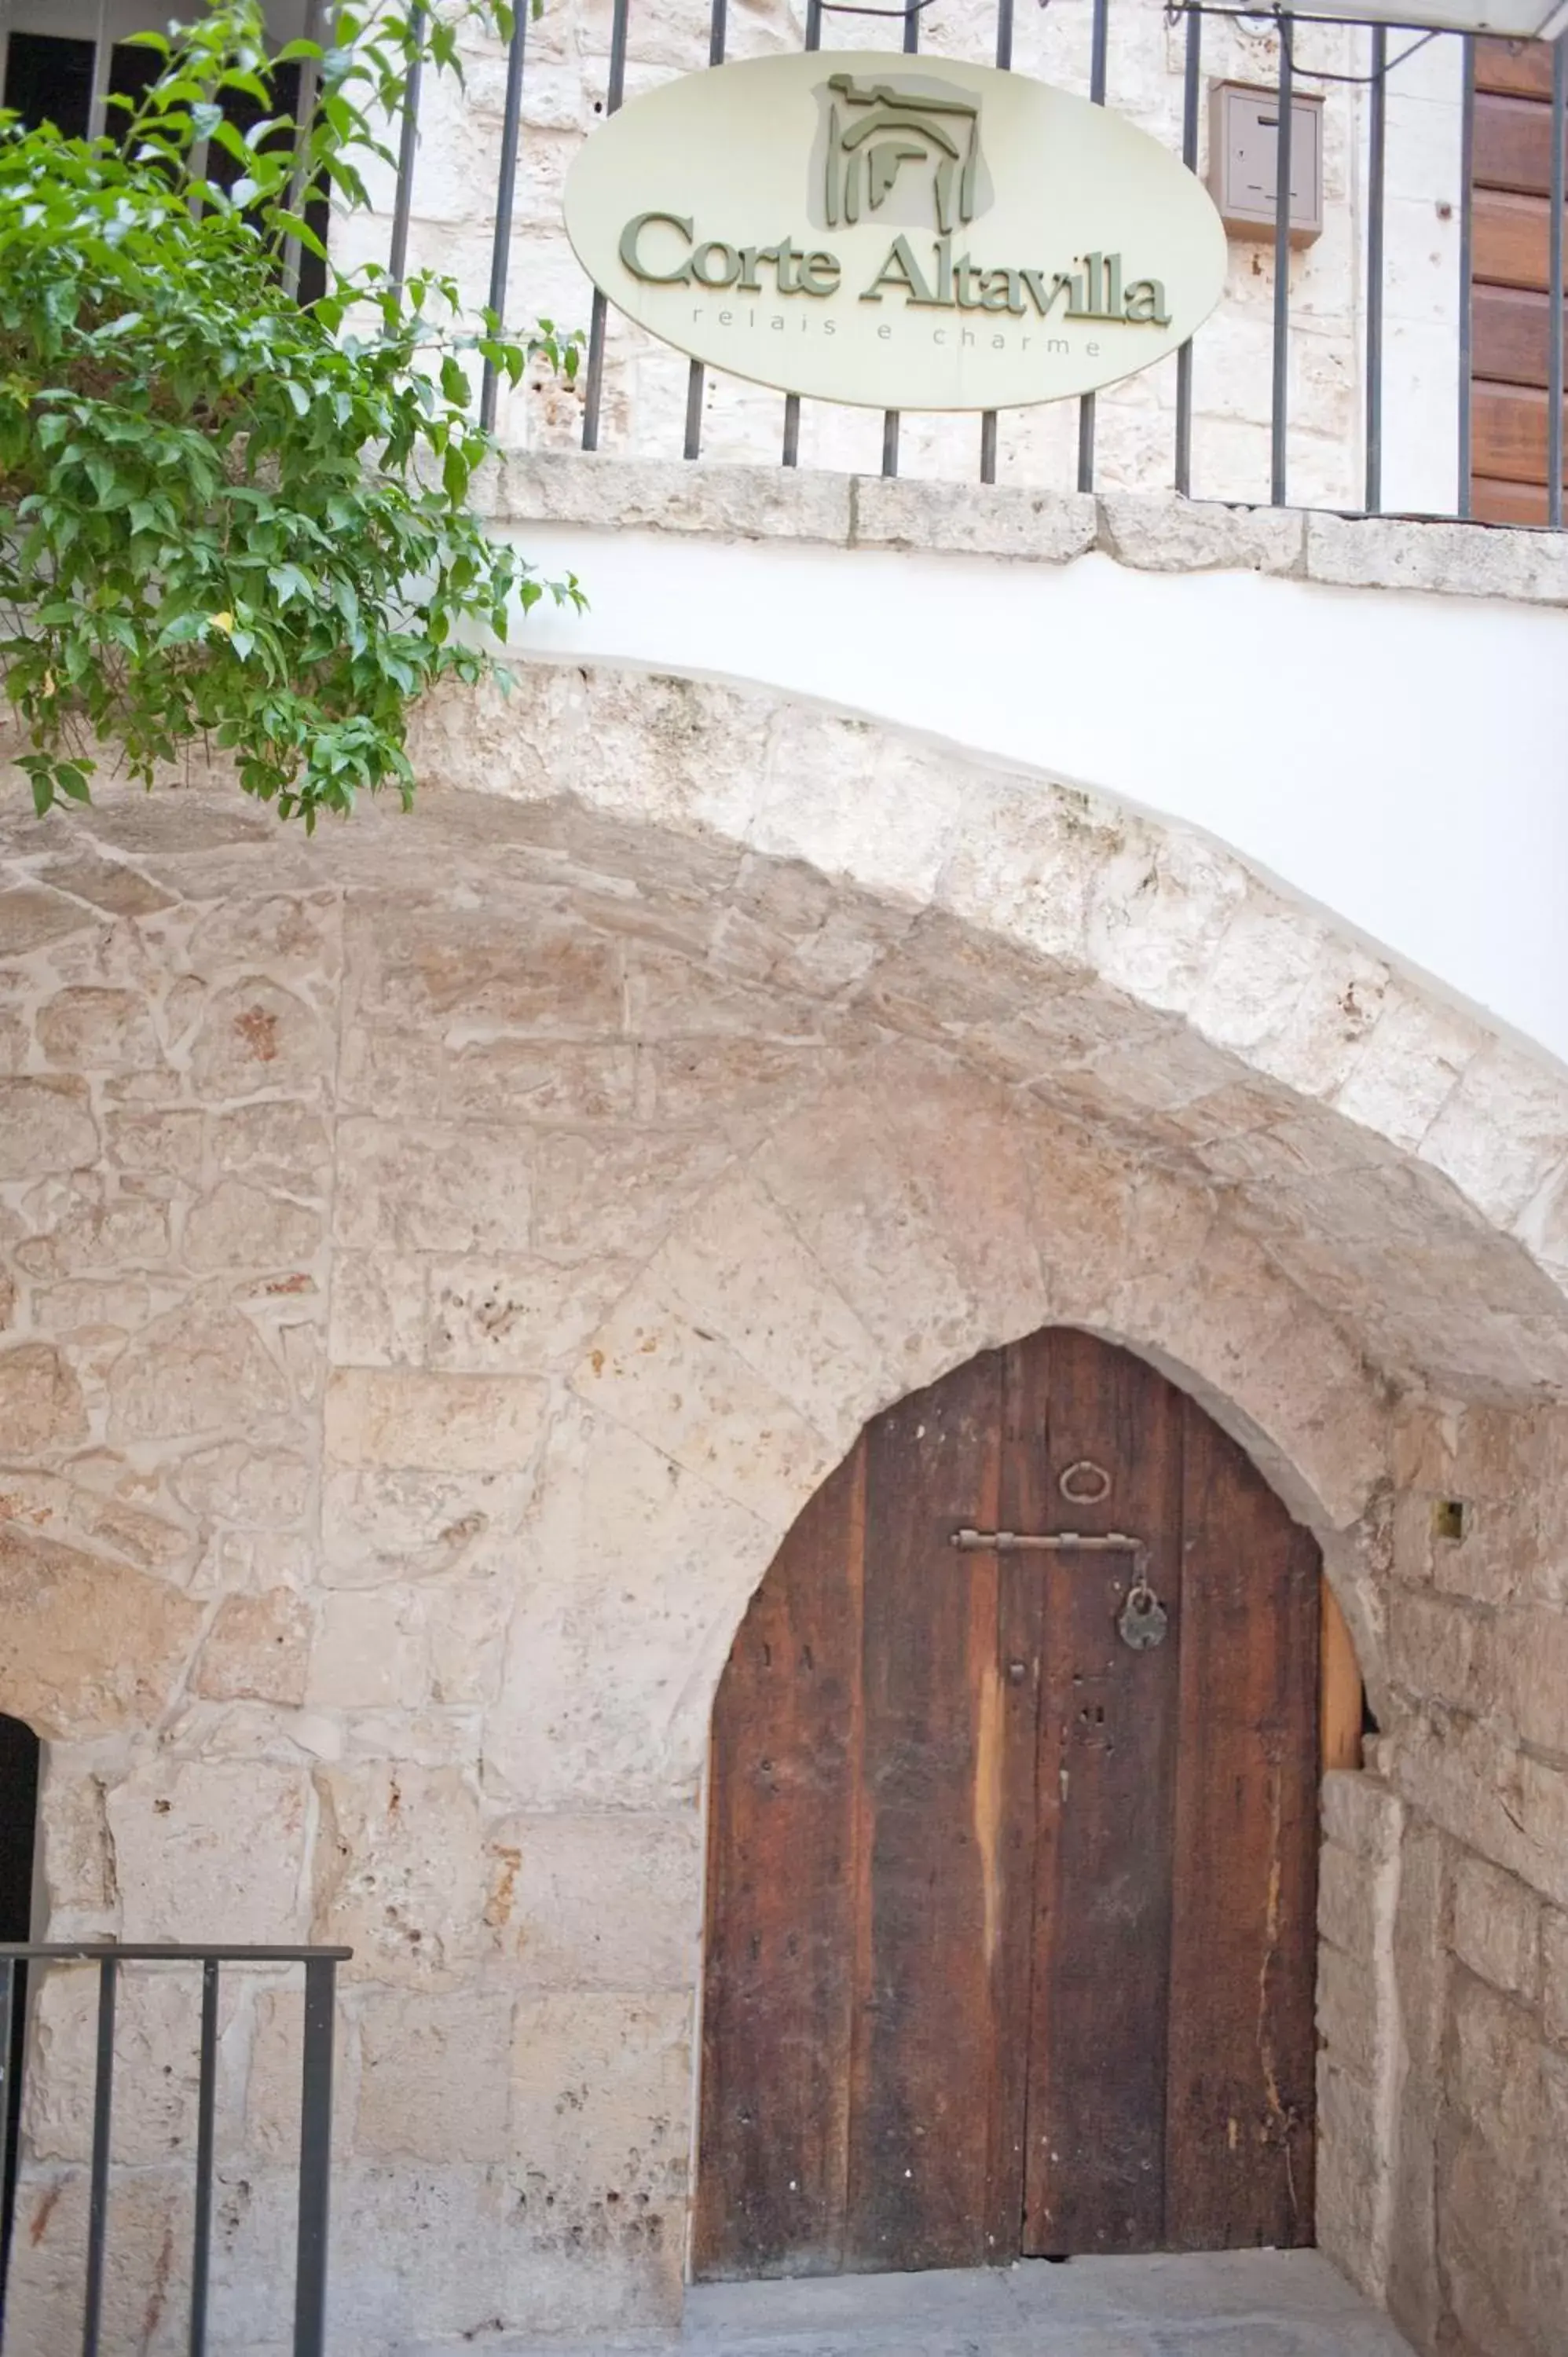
680;2253;1419;2357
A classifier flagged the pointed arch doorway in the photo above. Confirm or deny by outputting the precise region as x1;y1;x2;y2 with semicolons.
693;1328;1327;2281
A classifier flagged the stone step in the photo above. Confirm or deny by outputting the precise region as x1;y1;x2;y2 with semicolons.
676;2252;1421;2357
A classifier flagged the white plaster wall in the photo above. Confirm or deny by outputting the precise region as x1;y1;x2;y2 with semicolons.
501;522;1568;1065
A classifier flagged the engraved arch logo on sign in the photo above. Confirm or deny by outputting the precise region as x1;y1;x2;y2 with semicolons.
817;71;988;237
562;52;1229;412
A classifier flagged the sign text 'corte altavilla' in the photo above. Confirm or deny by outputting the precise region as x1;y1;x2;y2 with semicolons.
563;56;1229;411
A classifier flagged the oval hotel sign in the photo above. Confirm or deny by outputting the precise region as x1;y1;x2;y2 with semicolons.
562;52;1228;412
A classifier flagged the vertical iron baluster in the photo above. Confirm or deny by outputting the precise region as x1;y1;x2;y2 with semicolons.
292;1959;337;2357
479;0;529;433
979;0;1015;484
581;0;632;450
1076;0;1110;494
1457;31;1475;518
778;0;820;464
82;1958;116;2357
1365;23;1387;512
0;1956;12;2154
1174;0;1201;497
86;0;112;145
1269;19;1294;506
1549;34;1565;529
280;0;328;301
0;1953;14;2287
683;0;729;460
387;5;425;297
188;1960;219;2357
881;0;922;480
782;0;822;467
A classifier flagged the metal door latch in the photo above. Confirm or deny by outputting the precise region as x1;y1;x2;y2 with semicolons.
951;1529;1143;1555
951;1530;1169;1652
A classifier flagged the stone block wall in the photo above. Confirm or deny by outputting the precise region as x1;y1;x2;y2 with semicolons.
2;665;1568;2348
0;812;709;2350
1366;1400;1568;2357
1315;1770;1403;2295
1307;1393;1568;2357
1315;1761;1568;2357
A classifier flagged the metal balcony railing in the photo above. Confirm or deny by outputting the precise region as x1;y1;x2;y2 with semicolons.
9;1;1559;519
365;2;1567;526
0;1943;350;2357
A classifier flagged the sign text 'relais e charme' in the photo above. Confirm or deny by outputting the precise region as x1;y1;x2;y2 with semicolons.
563;54;1228;412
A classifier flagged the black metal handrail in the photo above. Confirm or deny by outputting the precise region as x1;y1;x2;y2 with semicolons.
0;1943;351;2357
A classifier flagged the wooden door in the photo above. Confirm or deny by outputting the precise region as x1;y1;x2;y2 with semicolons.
692;1329;1321;2281
1469;38;1567;523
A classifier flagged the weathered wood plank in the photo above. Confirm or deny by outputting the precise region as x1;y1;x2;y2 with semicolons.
693;1442;866;2279
1474;90;1565;202
1022;1330;1184;2256
1474;188;1566;293
1321;1579;1365;1776
1163;1405;1320;2251
981;1343;1049;2265
1474;378;1568;486
1476;35;1556;102
1475;280;1568;390
845;1355;1004;2273
1471;471;1554;523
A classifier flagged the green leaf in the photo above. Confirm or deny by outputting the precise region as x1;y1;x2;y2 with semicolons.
272;211;328;262
267;562;313;607
0;0;586;831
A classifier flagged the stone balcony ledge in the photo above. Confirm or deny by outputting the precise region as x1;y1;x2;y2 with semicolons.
480;449;1568;609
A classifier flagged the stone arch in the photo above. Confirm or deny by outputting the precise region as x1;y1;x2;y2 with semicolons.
413;656;1568;1351
544;1042;1392;1816
5;706;1558;1767
5;685;1567;2352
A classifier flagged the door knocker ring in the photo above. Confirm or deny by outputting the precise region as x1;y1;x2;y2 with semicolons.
1059;1459;1112;1506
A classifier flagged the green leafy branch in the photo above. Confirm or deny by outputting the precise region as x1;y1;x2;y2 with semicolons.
0;0;584;827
